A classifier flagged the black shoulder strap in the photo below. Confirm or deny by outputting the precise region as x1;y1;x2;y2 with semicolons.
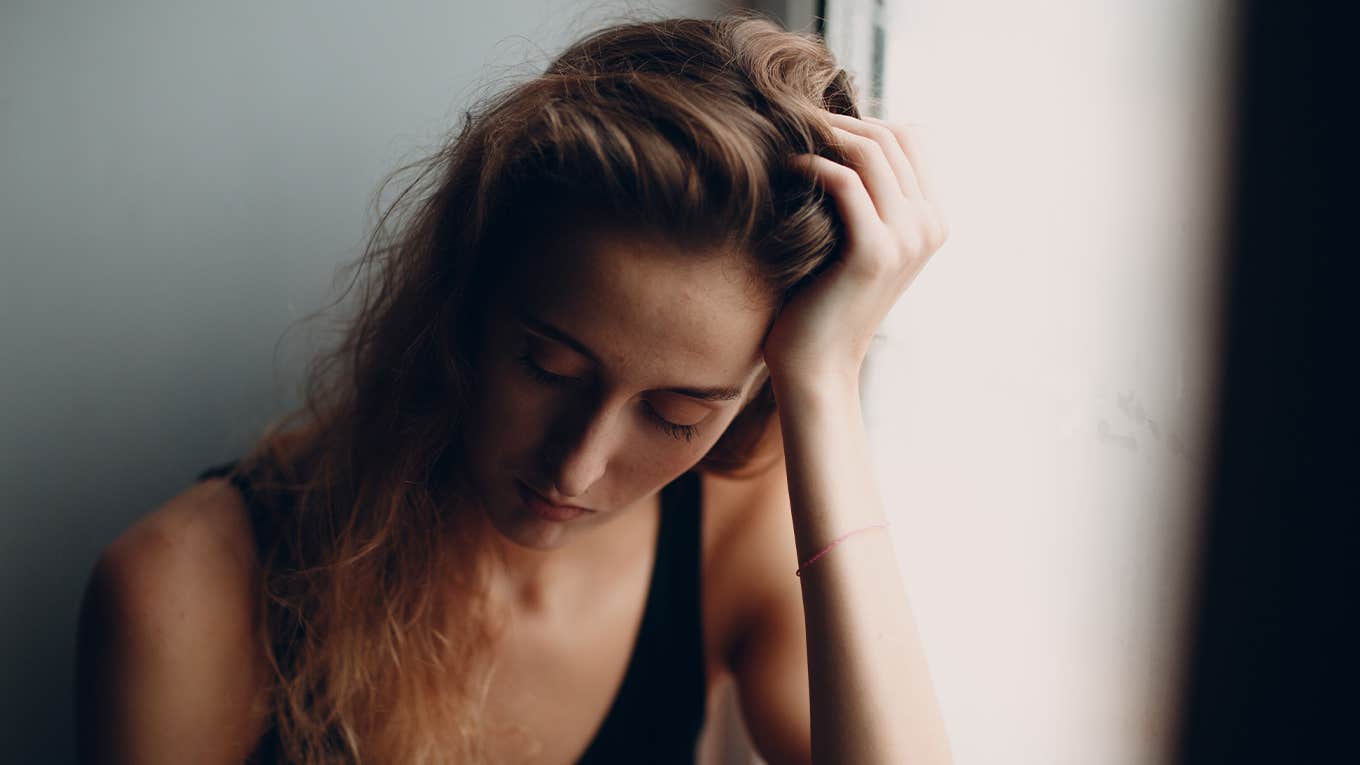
577;469;707;763
196;460;288;762
195;459;279;570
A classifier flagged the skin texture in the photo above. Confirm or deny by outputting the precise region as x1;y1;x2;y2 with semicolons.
751;113;955;763
75;477;272;764
74;110;954;765
461;221;774;615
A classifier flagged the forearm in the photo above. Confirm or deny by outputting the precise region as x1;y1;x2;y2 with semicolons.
773;373;954;765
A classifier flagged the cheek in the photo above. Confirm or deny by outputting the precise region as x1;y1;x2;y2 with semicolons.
477;362;551;438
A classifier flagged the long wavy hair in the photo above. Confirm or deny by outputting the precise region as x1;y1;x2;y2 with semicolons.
229;11;862;763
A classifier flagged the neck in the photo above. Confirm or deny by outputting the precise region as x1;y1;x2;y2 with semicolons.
479;490;659;620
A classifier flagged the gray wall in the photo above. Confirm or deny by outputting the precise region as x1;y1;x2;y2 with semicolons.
0;1;739;759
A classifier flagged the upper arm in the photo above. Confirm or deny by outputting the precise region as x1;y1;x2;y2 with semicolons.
75;479;271;764
722;460;813;765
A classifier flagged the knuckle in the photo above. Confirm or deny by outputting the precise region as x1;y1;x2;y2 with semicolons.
889;122;918;153
935;219;951;247
862;134;889;160
930;206;951;244
826;163;862;191
862;122;898;150
843;132;883;161
894;225;925;255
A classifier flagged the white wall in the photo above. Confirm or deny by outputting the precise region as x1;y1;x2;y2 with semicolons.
0;2;737;760
861;1;1235;763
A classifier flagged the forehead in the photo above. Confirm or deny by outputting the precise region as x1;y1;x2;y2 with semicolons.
501;225;773;380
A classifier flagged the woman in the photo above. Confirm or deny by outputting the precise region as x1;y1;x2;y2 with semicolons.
75;12;952;765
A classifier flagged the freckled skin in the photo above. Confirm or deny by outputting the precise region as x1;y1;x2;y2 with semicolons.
459;223;773;596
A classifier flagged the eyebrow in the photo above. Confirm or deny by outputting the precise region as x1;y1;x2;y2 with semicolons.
516;311;746;402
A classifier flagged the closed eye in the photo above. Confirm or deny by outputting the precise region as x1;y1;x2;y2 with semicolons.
515;350;577;385
641;401;700;443
513;351;700;443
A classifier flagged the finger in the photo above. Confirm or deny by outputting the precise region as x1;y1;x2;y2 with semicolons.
863;116;939;205
826;125;911;225
787;153;881;247
828;112;923;202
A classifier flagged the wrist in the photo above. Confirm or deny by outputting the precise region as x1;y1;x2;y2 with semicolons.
768;366;861;410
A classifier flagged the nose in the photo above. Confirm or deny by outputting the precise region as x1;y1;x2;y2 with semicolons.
539;400;622;501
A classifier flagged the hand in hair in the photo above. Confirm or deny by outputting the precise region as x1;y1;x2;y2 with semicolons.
753;111;955;764
762;112;948;390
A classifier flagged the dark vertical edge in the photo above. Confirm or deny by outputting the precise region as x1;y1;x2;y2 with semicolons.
1174;3;1356;764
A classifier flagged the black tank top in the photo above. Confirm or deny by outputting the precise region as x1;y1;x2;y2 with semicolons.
195;460;707;763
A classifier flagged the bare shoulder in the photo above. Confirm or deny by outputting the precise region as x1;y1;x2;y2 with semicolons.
702;457;792;555
76;475;271;763
700;453;801;667
702;452;814;764
92;476;263;643
104;475;261;584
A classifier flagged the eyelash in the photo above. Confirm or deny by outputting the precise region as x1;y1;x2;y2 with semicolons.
514;351;700;443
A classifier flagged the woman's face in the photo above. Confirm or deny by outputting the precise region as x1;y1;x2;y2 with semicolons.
463;222;774;549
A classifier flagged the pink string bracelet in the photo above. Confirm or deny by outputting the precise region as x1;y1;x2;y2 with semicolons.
795;522;890;577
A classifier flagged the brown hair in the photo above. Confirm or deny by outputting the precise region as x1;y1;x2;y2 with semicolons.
232;10;861;763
